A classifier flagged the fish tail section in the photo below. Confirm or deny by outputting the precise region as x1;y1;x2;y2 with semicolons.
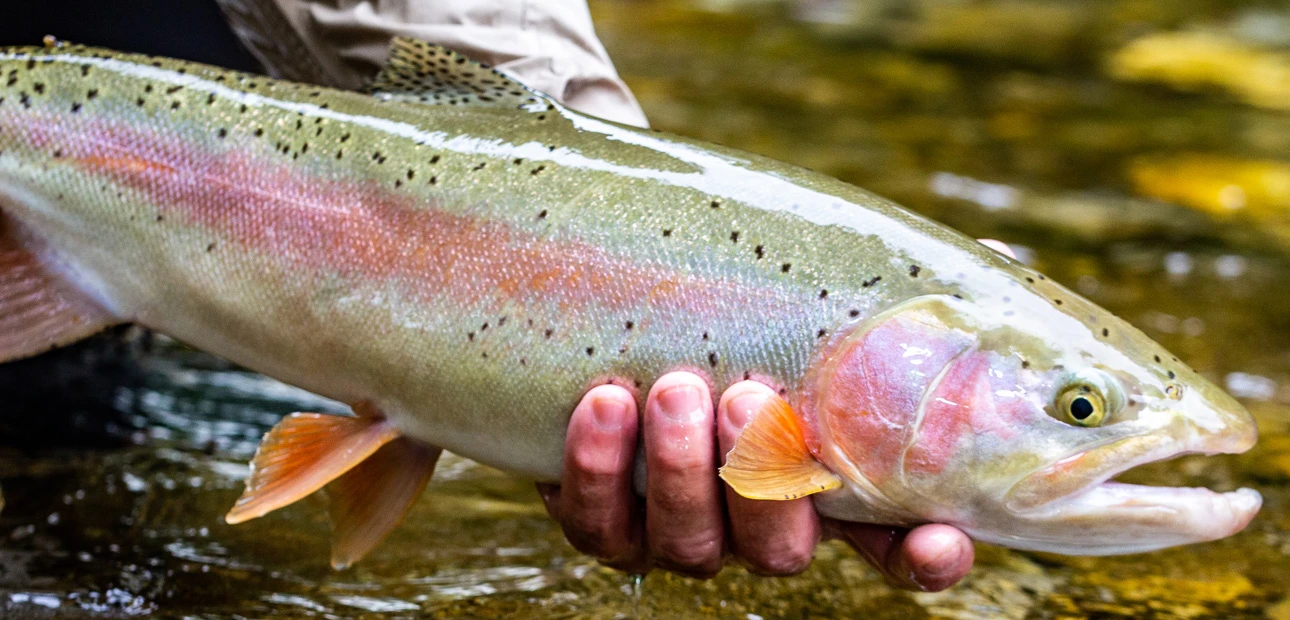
0;212;119;363
225;405;440;569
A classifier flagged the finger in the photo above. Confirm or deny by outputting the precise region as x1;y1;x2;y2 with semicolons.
644;371;724;577
825;520;973;592
718;381;819;575
549;384;644;566
976;238;1018;259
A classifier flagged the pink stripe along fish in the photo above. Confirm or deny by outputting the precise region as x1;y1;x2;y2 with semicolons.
0;37;1259;569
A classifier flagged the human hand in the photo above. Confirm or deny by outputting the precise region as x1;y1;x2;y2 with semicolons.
536;372;974;591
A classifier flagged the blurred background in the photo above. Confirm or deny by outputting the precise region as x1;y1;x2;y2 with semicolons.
2;0;1290;617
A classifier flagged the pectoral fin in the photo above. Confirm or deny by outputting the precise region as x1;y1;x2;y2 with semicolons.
719;394;842;500
225;406;439;568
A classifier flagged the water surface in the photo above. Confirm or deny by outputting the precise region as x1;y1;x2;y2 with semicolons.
3;1;1290;617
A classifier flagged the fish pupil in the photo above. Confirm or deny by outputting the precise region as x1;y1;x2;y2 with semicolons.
1070;397;1095;420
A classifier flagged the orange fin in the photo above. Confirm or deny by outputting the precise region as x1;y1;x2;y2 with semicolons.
0;214;118;362
224;412;401;524
719;394;842;500
327;438;441;569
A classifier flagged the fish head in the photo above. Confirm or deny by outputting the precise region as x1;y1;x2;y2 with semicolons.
807;292;1260;555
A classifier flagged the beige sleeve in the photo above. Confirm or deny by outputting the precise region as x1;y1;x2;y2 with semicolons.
214;0;648;127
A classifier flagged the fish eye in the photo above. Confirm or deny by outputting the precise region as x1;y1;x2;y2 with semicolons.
1055;384;1107;427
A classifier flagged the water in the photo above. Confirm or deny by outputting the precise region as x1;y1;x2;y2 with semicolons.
3;0;1290;617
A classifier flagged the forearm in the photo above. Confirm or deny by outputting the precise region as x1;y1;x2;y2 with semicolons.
214;0;648;127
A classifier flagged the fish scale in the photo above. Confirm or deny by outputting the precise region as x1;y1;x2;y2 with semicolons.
0;37;1260;567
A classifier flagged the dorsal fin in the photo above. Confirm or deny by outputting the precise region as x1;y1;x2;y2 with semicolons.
369;37;556;112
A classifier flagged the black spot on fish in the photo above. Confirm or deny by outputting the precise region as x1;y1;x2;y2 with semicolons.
702;332;710;341
849;309;860;317
817;329;827;338
710;199;722;209
1102;328;1109;337
708;352;719;367
625;321;634;330
1026;277;1035;283
87;90;98;102
755;245;765;259
52;149;62;158
429;175;438;185
144;84;153;93
155;215;164;222
1167;370;1176;379
336;149;344;159
544;328;554;339
165;85;182;95
537;209;547;219
520;358;527;366
586;347;595;356
206;243;216;252
170;101;180;110
407;169;415;180
473;162;487;171
254;128;264;137
481;322;489;331
239;104;248;113
781;263;792;273
909;265;921;277
429;154;439;163
498;316;508;326
340;133;351;142
730;231;740;243
19;93;30;108
1054;299;1063;305
32;82;43;94
1154;355;1161;363
70;102;80;113
467;332;475;341
207;93;216;105
530;165;546;175
662;229;672;237
80;65;90;77
1021;360;1030;369
819;289;828;299
513;158;524;165
862;276;881;287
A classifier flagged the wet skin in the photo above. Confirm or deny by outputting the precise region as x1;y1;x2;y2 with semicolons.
540;373;975;591
538;240;1018;590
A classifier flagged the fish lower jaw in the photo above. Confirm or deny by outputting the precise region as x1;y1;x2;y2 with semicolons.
1054;481;1261;552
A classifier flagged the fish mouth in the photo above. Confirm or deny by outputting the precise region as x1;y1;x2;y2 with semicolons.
1002;413;1260;553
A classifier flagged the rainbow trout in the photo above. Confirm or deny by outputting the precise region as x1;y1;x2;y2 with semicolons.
0;38;1259;568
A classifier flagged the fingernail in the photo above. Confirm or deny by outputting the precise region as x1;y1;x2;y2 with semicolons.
591;397;628;431
657;384;702;422
725;391;767;428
